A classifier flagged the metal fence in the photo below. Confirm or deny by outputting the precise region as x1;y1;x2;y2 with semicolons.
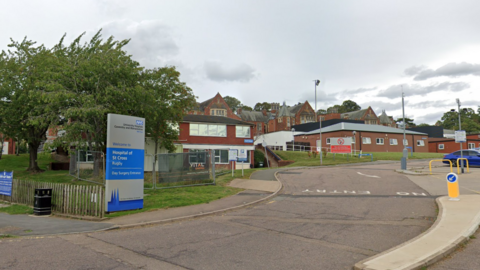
69;150;105;185
146;150;216;189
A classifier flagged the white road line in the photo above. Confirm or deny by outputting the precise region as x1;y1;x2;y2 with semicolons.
357;172;380;178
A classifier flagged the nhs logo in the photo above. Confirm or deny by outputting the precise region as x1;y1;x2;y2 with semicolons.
136;120;144;125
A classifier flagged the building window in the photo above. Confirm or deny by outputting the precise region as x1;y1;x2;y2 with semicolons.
287;117;290;127
468;143;475;149
389;138;398;145
403;139;408;146
189;149;207;164
214;149;229;164
326;138;331;145
417;140;425;146
376;138;384;145
79;151;94;162
257;123;261;130
278;118;282;123
236;126;251;138
439;144;444;150
362;137;371;144
190;124;227;137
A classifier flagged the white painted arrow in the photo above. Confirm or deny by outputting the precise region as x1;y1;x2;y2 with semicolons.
357;172;380;178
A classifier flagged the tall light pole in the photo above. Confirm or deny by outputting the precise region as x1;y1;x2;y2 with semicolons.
401;87;407;170
314;79;322;165
452;98;465;173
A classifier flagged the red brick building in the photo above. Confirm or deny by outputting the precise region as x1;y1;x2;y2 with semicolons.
429;134;480;153
188;93;241;120
177;115;255;170
294;122;429;153
236;109;271;137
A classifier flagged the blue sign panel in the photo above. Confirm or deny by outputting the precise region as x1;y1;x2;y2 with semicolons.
0;171;13;196
106;114;145;212
446;173;458;183
244;139;254;143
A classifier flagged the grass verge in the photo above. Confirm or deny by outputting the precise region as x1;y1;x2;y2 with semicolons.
0;204;33;215
274;151;445;167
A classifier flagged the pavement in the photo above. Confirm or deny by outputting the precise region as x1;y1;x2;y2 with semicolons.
2;162;480;270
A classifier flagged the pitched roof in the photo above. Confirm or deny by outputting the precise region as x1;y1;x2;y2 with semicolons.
239;111;270;122
289;103;304;114
341;108;368;120
183;115;253;125
379;110;391;124
278;102;295;117
303;122;427;135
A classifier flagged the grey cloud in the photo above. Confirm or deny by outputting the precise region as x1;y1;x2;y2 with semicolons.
416;112;445;125
204;61;255;83
100;20;179;68
377;82;470;98
412;62;480;81
404;65;426;76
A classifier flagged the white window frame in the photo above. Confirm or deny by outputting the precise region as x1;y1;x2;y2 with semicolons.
417;140;425;147
468;143;475;149
326;138;331;145
376;138;384;145
362;137;371;144
214;149;229;164
236;126;251;138
190;123;227;137
438;144;444;150
389;138;398;145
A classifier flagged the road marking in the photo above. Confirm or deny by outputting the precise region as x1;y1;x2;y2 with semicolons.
357;172;380;178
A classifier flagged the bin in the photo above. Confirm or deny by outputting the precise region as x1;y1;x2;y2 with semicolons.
34;188;52;216
258;162;264;167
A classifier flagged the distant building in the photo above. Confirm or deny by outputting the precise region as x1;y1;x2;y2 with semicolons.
188;93;241;120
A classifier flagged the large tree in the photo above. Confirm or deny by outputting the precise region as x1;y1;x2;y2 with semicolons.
254;102;271;111
223;96;242;112
142;66;196;155
341;100;361;112
0;38;64;171
396;118;416;128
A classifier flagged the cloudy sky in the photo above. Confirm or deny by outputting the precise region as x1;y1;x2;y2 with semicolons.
2;0;480;124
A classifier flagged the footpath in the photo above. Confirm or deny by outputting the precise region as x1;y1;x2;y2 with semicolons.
2;162;480;270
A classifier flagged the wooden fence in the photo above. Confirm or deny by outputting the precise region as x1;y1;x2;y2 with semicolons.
0;179;105;218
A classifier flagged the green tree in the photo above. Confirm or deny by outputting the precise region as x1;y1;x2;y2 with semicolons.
224;96;242;112
396;118;416;128
254;102;271;111
0;38;64;171
142;66;196;155
341;100;361;112
417;123;430;127
240;105;253;111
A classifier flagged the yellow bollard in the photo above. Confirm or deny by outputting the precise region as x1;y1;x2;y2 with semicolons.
456;158;470;174
446;172;459;200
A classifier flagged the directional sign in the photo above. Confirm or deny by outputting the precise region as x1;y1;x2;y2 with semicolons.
446;172;459;199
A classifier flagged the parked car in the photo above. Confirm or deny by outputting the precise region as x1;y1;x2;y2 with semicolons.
443;149;480;166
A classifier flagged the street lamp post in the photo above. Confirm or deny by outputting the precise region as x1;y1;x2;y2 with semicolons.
314;79;322;165
291;128;295;152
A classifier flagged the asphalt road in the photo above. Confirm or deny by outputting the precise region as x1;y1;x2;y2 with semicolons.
0;162;438;270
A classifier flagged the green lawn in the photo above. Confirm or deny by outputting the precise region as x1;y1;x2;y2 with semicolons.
274;151;445;167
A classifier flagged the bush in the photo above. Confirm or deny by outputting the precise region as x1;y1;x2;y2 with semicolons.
254;149;265;167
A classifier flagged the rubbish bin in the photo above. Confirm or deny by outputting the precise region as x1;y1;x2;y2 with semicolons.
34;188;52;216
258;162;264;167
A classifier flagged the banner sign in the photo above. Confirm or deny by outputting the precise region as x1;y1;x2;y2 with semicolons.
330;137;352;154
0;171;13;196
106;114;145;212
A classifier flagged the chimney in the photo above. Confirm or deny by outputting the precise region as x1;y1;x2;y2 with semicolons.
237;108;242;114
262;109;267;116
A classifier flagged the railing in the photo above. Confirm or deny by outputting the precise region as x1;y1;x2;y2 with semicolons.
429;159;453;175
0;179;105;218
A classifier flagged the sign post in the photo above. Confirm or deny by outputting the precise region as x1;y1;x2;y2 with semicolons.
238;149;247;176
446;172;460;201
105;114;145;212
0;171;13;196
330;137;352;154
228;149;237;177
